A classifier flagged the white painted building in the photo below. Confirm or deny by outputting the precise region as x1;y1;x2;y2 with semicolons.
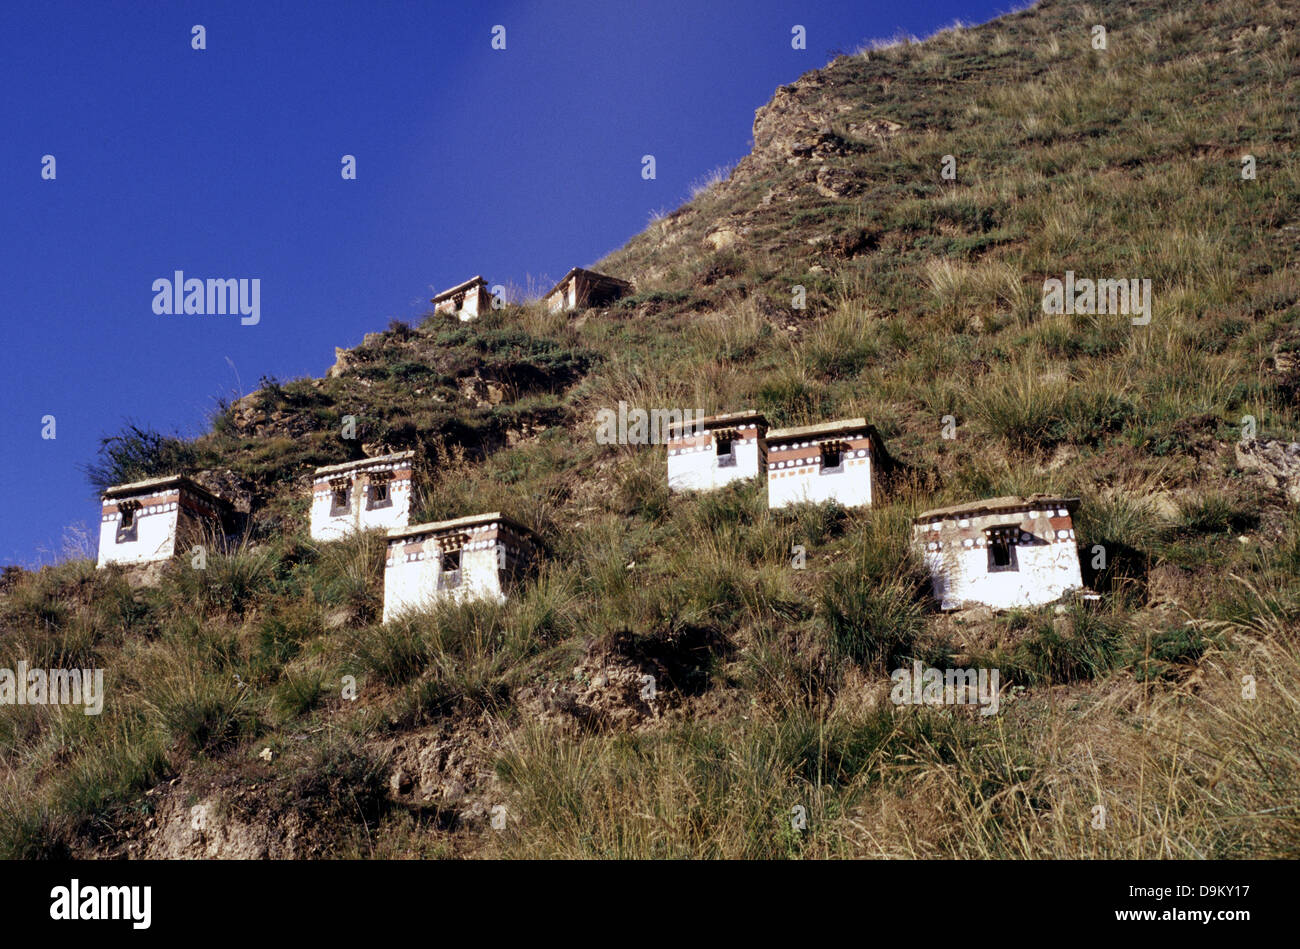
665;410;767;493
913;495;1084;611
544;267;632;313
97;475;229;568
310;451;415;542
766;417;881;510
382;512;538;622
432;276;494;321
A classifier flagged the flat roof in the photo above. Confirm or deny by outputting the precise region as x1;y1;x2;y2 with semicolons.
102;474;227;507
386;511;535;543
766;417;871;442
543;267;632;300
432;275;488;302
915;494;1080;522
665;409;768;436
313;450;415;478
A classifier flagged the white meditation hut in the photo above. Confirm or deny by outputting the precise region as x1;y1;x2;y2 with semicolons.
382;512;538;622
310;451;415;542
97;475;229;568
912;495;1084;611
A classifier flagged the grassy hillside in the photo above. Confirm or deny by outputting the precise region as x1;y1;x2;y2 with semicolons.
3;0;1299;858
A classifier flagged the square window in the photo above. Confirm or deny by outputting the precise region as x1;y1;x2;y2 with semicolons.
115;504;138;543
438;548;463;589
330;484;351;516
985;526;1020;573
819;442;844;473
367;481;391;510
715;432;737;467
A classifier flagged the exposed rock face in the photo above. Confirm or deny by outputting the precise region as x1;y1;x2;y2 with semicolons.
457;373;506;408
1269;334;1300;398
383;723;500;828
227;393;316;440
192;467;254;514
516;652;661;733
815;165;864;198
741;72;898;174
146;789;307;859
120;560;167;589
750;77;849;160
846;117;902;138
327;346;358;379
704;227;743;251
1236;439;1300;503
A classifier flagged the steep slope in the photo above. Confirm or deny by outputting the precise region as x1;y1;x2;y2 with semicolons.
2;0;1299;859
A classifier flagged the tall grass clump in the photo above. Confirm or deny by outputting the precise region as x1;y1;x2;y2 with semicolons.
818;510;928;670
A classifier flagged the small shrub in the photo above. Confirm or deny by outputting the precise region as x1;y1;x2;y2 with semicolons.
83;423;202;493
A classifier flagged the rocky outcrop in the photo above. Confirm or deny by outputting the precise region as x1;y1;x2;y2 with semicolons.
457;373;507;408
751;76;849;160
814;164;865;198
1236;439;1300;503
226;392;317;439
192;467;254;514
144;784;308;859
741;71;899;175
516;652;662;733
383;723;501;828
327;346;358;379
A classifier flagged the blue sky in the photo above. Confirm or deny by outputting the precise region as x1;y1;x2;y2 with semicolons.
0;0;1015;567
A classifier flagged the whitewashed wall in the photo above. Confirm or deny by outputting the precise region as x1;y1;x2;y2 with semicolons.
667;434;762;492
923;543;1082;610
360;480;412;532
310;477;411;542
768;454;872;509
97;506;179;567
382;542;504;623
915;507;1083;610
310;488;355;542
547;280;575;313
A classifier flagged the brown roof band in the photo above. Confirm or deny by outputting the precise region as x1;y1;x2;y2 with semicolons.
101;474;228;509
914;494;1080;522
766;417;872;442
387;511;536;544
313;450;416;478
542;267;632;300
432;275;489;302
664;409;768;436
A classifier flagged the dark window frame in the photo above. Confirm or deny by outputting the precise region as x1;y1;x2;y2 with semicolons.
366;480;392;510
819;441;846;474
715;431;737;467
115;503;139;544
437;547;463;590
985;526;1020;573
330;482;351;516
